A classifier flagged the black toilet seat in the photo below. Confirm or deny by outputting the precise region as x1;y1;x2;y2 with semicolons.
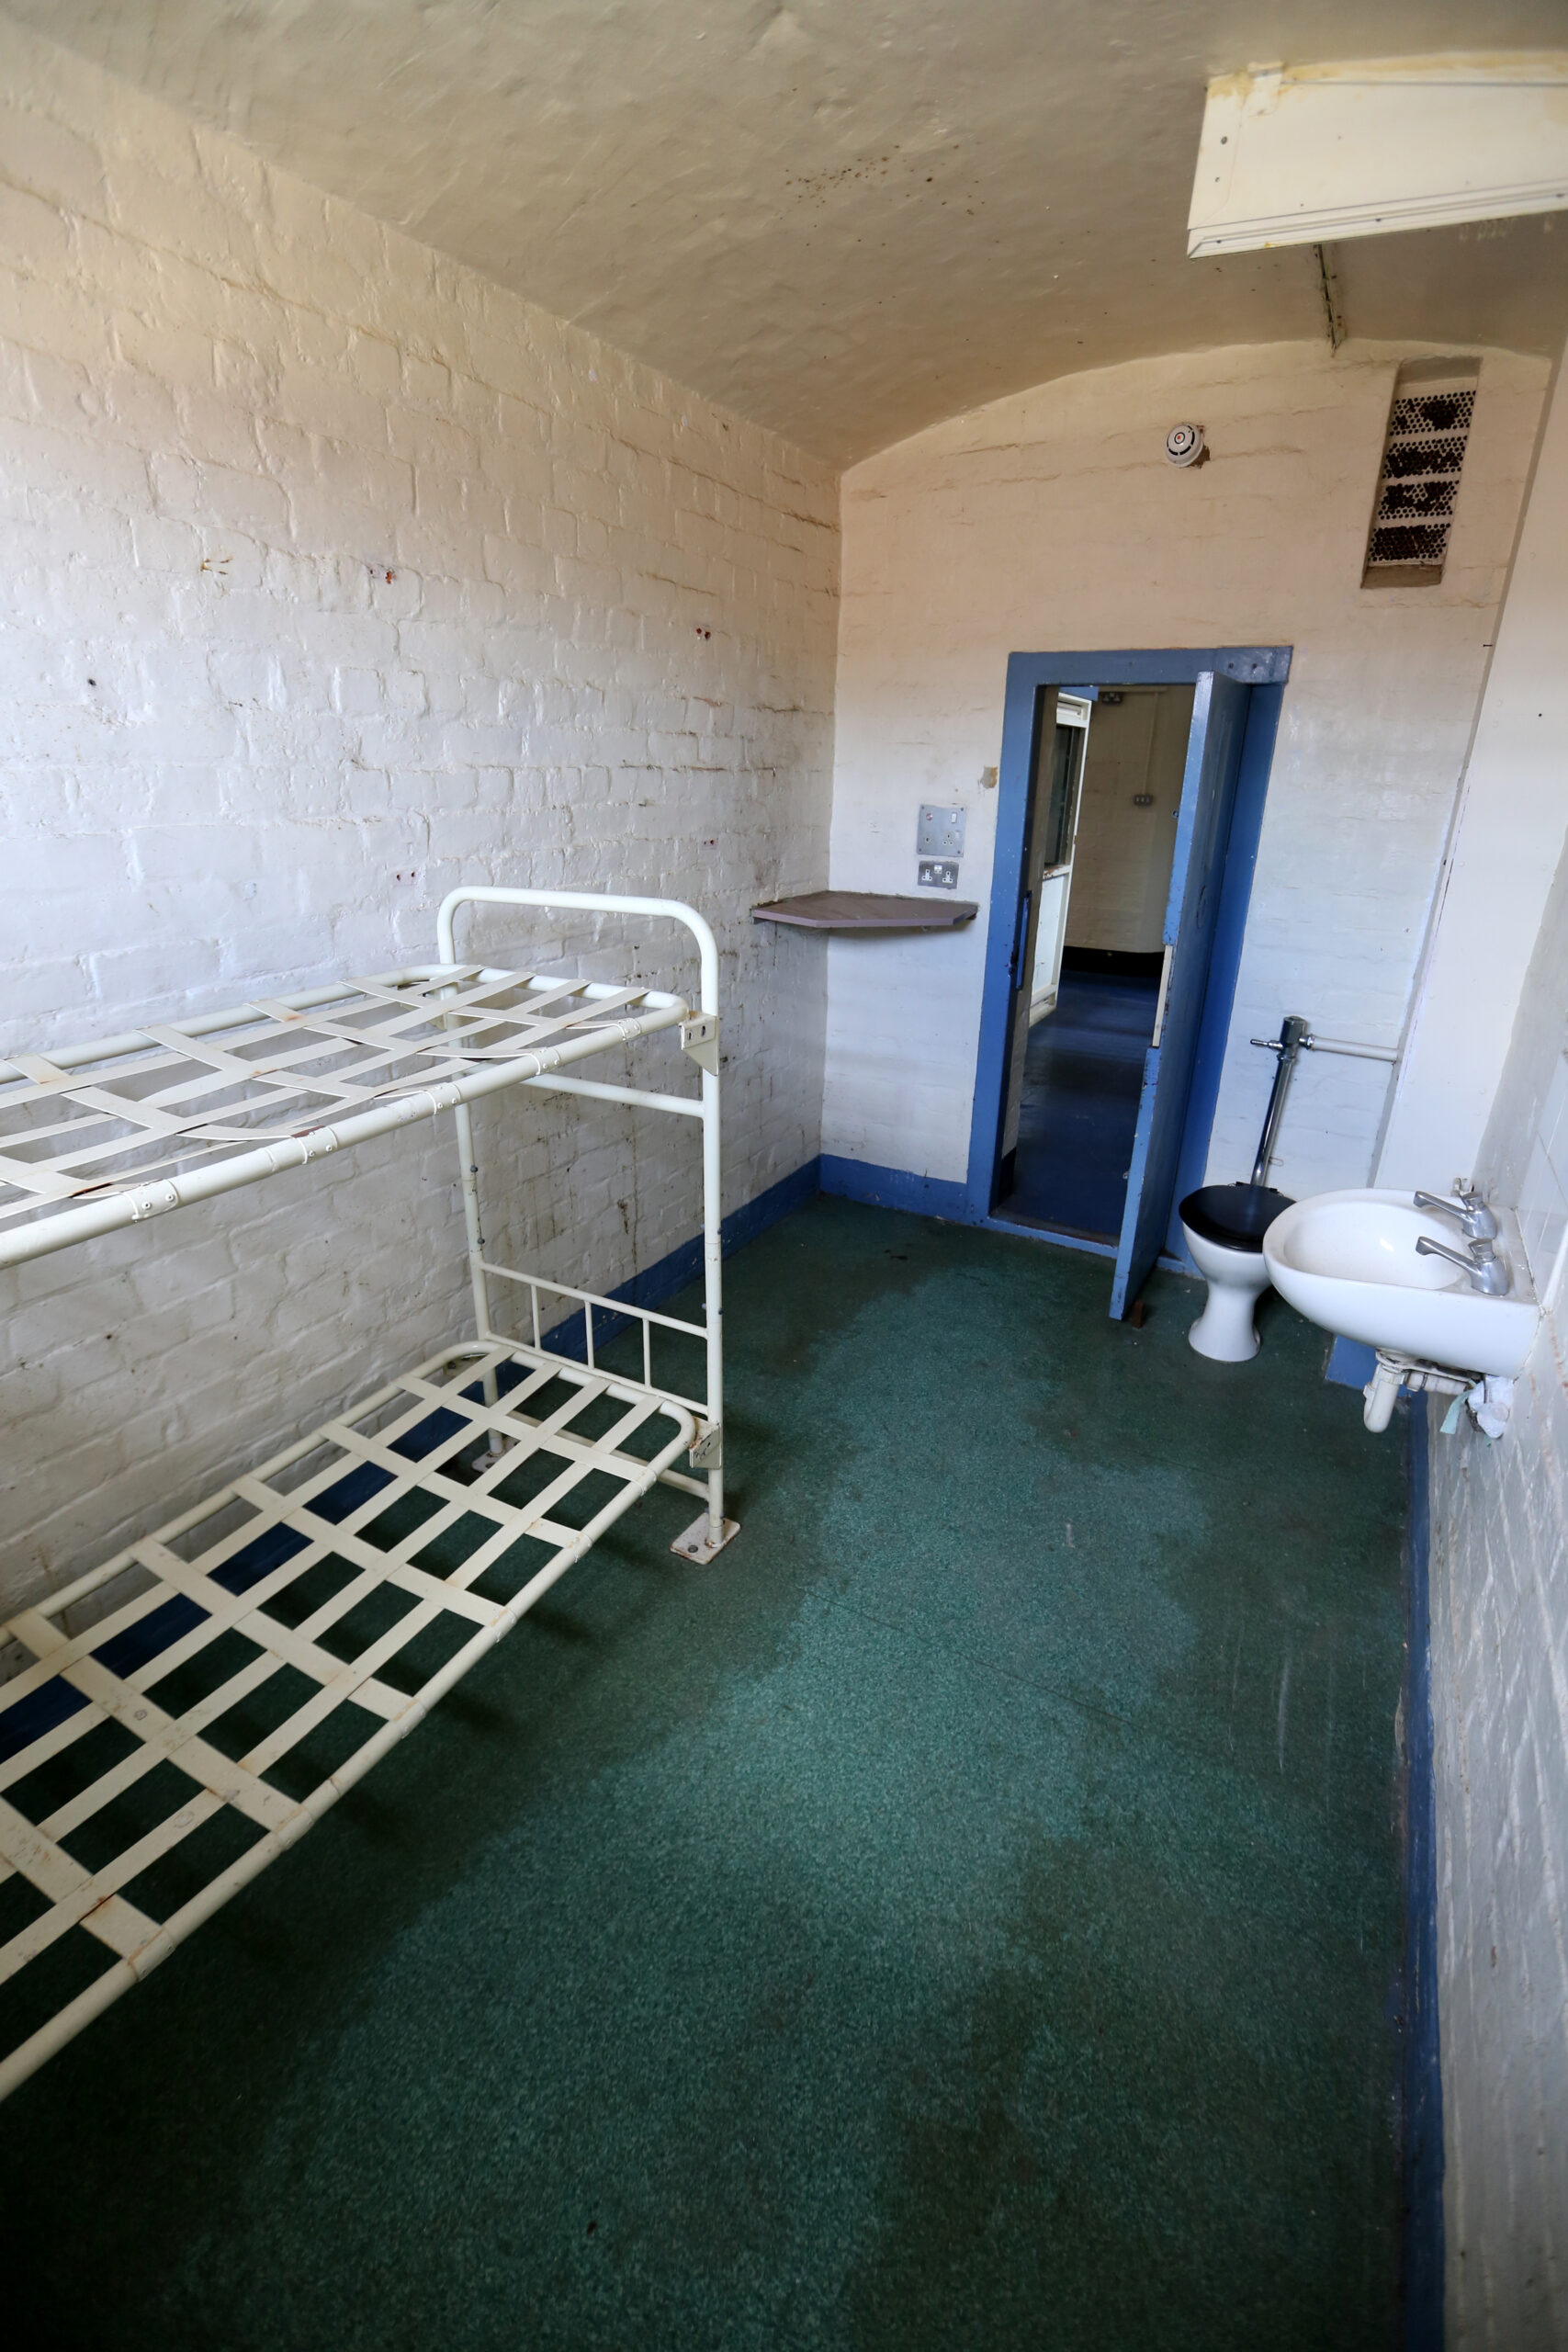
1179;1182;1294;1254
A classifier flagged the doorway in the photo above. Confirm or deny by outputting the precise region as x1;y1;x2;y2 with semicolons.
964;647;1292;1318
998;684;1194;1241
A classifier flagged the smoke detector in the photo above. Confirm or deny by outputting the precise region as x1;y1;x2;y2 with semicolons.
1164;423;1206;468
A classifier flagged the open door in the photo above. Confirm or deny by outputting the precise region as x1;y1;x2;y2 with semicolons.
1028;697;1091;1025
994;694;1090;1200
1108;673;1250;1318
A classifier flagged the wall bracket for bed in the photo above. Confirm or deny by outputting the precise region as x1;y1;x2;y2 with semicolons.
0;888;737;2100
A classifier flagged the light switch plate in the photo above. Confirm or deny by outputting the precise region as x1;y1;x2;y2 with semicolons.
918;804;966;857
919;859;960;889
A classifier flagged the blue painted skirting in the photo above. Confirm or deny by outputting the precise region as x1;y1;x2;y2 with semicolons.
818;1153;969;1220
1326;1335;1378;1390
540;1156;822;1359
1404;1398;1445;2349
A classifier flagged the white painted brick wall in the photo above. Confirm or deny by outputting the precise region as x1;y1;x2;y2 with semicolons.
824;342;1547;1199
0;21;838;1614
1381;347;1568;1198
1428;815;1568;2346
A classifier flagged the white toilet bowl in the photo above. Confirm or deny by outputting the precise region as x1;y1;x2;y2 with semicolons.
1179;1184;1293;1363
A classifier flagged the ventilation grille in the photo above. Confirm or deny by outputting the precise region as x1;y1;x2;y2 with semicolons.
1364;387;1475;582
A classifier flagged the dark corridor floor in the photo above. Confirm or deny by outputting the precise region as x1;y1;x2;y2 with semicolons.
1;1199;1409;2350
999;968;1160;1239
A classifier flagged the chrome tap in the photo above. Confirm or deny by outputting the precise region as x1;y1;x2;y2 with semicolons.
1413;1187;1498;1243
1415;1234;1512;1295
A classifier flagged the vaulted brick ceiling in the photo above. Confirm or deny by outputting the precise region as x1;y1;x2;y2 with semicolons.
8;0;1568;461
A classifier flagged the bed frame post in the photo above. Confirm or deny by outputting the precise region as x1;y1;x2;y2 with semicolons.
451;1101;494;1344
435;885;739;1564
663;900;739;1563
699;958;726;1551
436;898;497;1404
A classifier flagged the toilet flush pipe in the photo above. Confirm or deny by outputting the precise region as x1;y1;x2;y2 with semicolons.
1247;1017;1402;1186
1249;1014;1312;1185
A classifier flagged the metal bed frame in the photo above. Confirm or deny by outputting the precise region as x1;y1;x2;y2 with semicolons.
0;888;736;2100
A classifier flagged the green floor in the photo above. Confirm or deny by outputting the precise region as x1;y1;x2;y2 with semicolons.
3;1198;1410;2349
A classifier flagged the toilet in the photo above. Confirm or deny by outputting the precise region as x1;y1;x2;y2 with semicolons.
1179;1182;1294;1362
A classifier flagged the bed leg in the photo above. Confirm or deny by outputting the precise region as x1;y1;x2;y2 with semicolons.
671;1468;739;1563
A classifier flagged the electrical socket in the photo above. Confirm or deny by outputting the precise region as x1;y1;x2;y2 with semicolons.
917;805;966;857
918;859;960;889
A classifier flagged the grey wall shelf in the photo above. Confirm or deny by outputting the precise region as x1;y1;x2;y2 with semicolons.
751;891;979;933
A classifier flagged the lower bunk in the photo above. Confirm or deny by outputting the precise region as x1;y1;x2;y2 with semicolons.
0;1340;694;2098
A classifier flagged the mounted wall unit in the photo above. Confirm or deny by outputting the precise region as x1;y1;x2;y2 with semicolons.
1187;54;1568;256
751;891;976;932
1363;360;1478;587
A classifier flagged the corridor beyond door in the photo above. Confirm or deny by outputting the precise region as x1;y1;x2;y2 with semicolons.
996;685;1192;1242
1003;948;1163;1238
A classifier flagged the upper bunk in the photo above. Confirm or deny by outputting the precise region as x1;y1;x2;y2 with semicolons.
0;961;690;1273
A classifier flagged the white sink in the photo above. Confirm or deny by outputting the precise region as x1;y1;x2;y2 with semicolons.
1263;1188;1540;1377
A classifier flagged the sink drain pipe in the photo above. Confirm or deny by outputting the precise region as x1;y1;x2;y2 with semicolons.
1363;1351;1472;1434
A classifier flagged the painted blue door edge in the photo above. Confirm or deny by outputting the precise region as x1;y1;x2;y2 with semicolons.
966;648;1292;1233
818;1153;969;1220
1165;680;1287;1261
1111;671;1252;1317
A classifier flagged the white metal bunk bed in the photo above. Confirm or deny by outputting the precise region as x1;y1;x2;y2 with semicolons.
0;887;736;2100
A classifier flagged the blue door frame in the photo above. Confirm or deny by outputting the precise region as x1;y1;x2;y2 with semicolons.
965;646;1292;1237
